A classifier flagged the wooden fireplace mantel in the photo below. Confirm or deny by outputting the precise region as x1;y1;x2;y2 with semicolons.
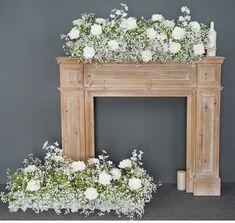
57;56;224;196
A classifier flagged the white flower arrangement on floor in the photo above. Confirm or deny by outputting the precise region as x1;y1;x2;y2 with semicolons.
0;142;158;219
61;4;209;63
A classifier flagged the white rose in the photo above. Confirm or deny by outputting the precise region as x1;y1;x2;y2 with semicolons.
172;27;185;40
189;21;200;32
83;46;95;59
68;27;80;40
108;40;119;51
52;155;64;162
151;14;163;22
26;179;40;192
24;165;37;173
169;42;181;54
120;17;137;30
70;161;86;172
110;168;122;180
98;172;112;185
118;159;132;169
193;43;205;55
128;178;142;190
146;28;156;40
88;158;100;165
90;24;102;36
95;18;106;25
84;187;99;200
141;50;152;63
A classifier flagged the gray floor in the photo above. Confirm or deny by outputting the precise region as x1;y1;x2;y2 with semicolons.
0;183;235;220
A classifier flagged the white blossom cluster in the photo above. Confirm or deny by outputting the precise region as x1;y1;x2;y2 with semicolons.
61;4;209;63
0;142;158;219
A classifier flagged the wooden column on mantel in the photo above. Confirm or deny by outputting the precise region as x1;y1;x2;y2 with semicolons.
57;56;224;196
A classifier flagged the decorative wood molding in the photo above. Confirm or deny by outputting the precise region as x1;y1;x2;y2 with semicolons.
57;56;224;196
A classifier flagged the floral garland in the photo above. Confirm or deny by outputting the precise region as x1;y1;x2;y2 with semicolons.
1;142;158;219
61;4;209;63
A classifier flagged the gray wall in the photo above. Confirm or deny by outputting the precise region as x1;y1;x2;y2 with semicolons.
0;0;234;183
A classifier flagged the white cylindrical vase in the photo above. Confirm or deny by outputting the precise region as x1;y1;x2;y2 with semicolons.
177;170;186;191
207;21;217;56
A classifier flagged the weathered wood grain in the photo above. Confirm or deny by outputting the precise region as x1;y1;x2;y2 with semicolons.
57;56;224;196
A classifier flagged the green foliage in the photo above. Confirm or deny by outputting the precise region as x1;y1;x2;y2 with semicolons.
1;142;157;219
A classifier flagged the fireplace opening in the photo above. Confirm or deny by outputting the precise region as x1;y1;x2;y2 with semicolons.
94;97;186;183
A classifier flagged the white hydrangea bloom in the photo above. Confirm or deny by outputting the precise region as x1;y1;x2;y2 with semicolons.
110;168;122;180
83;46;95;59
119;159;132;169
91;24;102;36
146;28;156;40
68;27;80;40
98;172;112;185
141;50;153;62
151;14;163;22
189;21;200;32
169;42;181;54
84;187;99;200
70;161;86;172
172;27;185;40
193;43;205;55
24;165;37;173
120;17;137;30
26;179;40;192
128;178;142;190
108;40;119;51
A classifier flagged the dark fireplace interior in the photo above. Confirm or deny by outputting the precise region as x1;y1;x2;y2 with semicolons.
94;97;186;183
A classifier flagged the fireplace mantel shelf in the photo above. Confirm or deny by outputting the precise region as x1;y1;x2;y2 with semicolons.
57;56;224;196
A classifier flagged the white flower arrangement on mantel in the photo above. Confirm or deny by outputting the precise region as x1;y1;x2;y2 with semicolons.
61;4;209;63
0;142;158;219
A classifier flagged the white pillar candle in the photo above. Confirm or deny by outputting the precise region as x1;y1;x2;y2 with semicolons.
177;170;186;191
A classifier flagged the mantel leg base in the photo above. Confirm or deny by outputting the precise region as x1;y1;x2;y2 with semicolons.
193;177;221;196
